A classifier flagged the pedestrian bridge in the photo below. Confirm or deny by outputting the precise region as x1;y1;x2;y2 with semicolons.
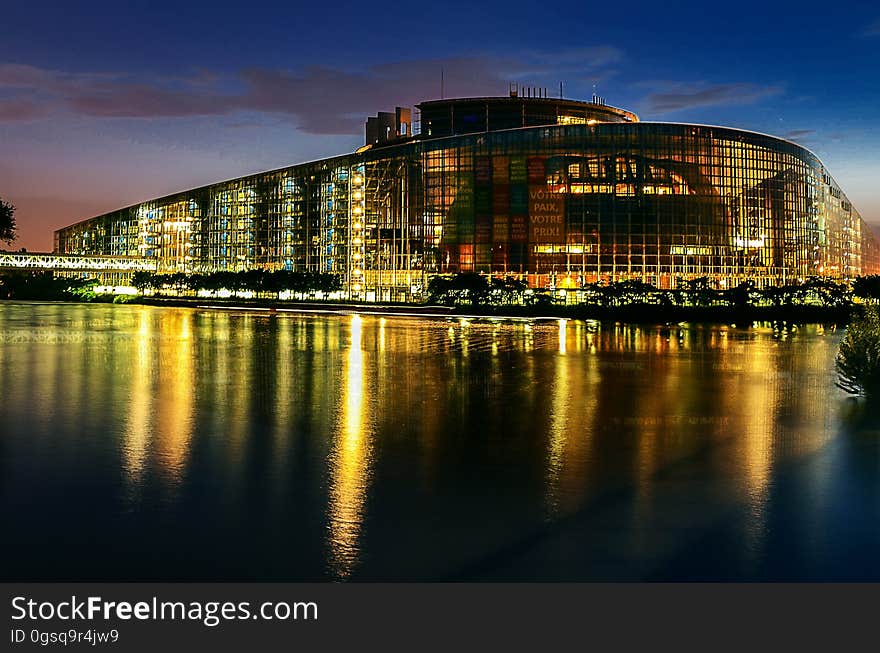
0;252;157;274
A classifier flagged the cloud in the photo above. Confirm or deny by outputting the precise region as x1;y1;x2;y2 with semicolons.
67;83;235;119
0;48;622;134
781;129;815;141
0;99;46;121
639;82;782;114
861;19;880;37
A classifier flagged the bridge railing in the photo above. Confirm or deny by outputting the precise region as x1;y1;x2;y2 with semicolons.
0;253;158;273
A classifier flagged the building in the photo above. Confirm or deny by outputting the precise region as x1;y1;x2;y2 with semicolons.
365;107;412;146
55;91;880;301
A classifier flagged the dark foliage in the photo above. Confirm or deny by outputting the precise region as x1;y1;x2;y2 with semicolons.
132;270;343;298
836;306;880;400
426;273;851;312
0;198;16;244
0;272;96;300
853;275;880;303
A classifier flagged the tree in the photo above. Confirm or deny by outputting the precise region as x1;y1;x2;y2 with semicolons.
581;282;607;307
853;275;880;304
131;271;155;293
427;275;453;305
0;198;16;244
681;277;716;307
488;276;527;305
836;306;880;401
801;277;850;307
449;273;490;306
426;273;489;306
724;281;756;310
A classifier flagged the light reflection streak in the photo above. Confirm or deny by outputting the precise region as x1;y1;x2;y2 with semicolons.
545;349;570;518
155;311;194;485
225;315;252;464
545;340;597;519
738;345;775;550
272;318;294;482
122;309;195;501
558;319;567;354
546;321;571;513
122;309;152;495
328;314;373;579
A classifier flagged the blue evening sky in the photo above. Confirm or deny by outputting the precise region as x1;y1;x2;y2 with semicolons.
1;0;878;249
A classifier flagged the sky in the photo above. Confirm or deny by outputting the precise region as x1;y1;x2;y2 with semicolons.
1;0;879;251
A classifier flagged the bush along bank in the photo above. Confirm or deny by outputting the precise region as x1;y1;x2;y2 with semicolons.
428;273;872;323
0;272;104;301
837;305;880;397
5;270;880;324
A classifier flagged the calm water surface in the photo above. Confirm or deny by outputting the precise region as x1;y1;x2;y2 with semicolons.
1;302;878;581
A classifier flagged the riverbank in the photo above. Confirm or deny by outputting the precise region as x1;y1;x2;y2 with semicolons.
3;270;871;324
0;289;863;324
123;295;857;324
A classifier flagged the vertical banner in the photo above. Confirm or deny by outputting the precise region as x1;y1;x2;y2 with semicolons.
492;156;509;184
474;155;492;254
509;157;527;185
510;215;528;243
493;184;509;215
444;206;459;243
527;157;546;184
456;172;475;241
528;186;566;243
492;243;508;269
476;244;492;268
510;186;528;215
476;214;491;244
474;187;491;215
475;156;492;185
492;214;509;243
508;158;529;247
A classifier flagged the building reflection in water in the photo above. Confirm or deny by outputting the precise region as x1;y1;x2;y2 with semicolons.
270;317;295;483
545;325;570;518
545;319;599;519
121;310;152;494
327;314;373;579
122;309;194;501
156;311;194;483
728;335;776;561
557;318;567;355
2;303;862;581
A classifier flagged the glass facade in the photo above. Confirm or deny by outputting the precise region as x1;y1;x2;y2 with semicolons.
55;102;880;300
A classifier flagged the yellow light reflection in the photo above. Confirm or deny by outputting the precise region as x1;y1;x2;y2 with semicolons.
558;319;567;354
122;309;194;500
271;317;295;483
545;344;597;518
545;350;570;517
328;314;372;579
122;309;152;493
155;311;194;483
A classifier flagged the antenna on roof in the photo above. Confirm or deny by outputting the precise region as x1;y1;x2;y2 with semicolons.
559;81;563;99
441;67;444;99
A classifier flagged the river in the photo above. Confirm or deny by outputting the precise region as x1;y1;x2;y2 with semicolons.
1;302;878;580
